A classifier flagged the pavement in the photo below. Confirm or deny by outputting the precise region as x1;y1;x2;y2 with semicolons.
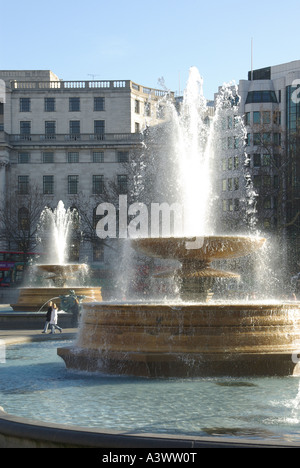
0;304;77;345
0;328;78;345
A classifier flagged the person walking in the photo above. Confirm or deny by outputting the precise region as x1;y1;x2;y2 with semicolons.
50;303;63;334
42;301;53;333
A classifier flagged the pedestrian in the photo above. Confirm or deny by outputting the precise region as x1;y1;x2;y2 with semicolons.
42;301;53;333
50;303;63;334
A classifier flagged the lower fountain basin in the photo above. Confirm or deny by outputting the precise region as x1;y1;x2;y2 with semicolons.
58;301;300;377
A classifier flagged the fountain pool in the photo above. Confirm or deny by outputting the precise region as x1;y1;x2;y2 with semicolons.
1;339;300;444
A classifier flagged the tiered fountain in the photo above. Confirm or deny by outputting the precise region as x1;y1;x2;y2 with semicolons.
12;201;102;312
58;68;300;377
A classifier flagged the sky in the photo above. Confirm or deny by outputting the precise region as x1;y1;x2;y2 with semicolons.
2;0;300;100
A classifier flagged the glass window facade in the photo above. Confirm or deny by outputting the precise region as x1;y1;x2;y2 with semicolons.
245;91;278;104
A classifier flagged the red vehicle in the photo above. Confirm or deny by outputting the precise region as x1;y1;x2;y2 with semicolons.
0;251;40;287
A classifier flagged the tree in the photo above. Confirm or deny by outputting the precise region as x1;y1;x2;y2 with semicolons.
0;184;48;260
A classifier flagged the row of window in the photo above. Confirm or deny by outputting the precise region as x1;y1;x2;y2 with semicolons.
245;110;281;126
222;198;240;212
222;178;240;191
246;132;281;146
248;153;281;168
222;156;239;171
17;174;128;195
17;151;129;164
18;120;106;135
18;97;154;116
19;97;105;113
245;90;278;104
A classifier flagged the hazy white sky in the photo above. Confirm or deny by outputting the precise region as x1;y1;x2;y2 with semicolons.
2;0;300;99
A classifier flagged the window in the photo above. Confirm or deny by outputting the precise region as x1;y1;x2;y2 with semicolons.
94;97;105;111
228;157;233;170
262;111;271;124
117;151;129;163
262;154;271;166
222;179;227;191
69;121;80;136
264;197;271;209
246;133;251;146
68;175;78;194
222;199;227;212
117;175;128;194
18;175;29;194
135;100;140;113
45;121;56;136
234;177;239;190
227;178;233;191
234;199;239;211
93;152;104;163
273;133;281;146
18;207;30;230
93;244;104;262
94;120;105;138
253;133;261;145
92;175;104;194
43;175;54;194
244;112;250;125
227;137;233;149
228;199;233;211
253;111;260;124
263;175;271;187
20;121;31;135
20;98;30;112
253;175;261;188
234;156;239;169
135;122;140;133
68;152;79;163
145;102;151;117
69;97;80;111
253;154;261;167
262;133;271;144
43;152;54;163
18;152;30;164
45;98;55;112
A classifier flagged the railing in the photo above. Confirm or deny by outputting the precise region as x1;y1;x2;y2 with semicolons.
9;79;173;97
9;133;143;144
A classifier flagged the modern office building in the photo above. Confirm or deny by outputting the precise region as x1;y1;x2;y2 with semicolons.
219;60;300;276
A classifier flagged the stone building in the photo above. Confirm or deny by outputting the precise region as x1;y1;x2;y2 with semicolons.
0;70;172;294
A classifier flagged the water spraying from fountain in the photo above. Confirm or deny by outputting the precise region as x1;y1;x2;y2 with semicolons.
12;201;102;312
56;67;300;378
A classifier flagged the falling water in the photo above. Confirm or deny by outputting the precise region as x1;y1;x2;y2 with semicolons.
37;201;78;265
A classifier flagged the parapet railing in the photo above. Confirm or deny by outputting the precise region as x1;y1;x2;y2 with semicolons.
9;80;173;97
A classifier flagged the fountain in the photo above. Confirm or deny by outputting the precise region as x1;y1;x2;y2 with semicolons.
11;201;102;312
58;67;300;377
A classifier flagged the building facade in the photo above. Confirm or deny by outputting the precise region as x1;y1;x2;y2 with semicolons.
0;70;172;292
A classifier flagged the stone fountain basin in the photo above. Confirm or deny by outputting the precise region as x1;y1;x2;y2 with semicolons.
37;264;87;278
58;301;300;378
131;235;265;262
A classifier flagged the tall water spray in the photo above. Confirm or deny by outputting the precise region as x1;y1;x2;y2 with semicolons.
38;201;79;265
171;67;213;236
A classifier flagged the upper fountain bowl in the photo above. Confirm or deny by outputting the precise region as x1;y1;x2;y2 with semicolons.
131;235;266;262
